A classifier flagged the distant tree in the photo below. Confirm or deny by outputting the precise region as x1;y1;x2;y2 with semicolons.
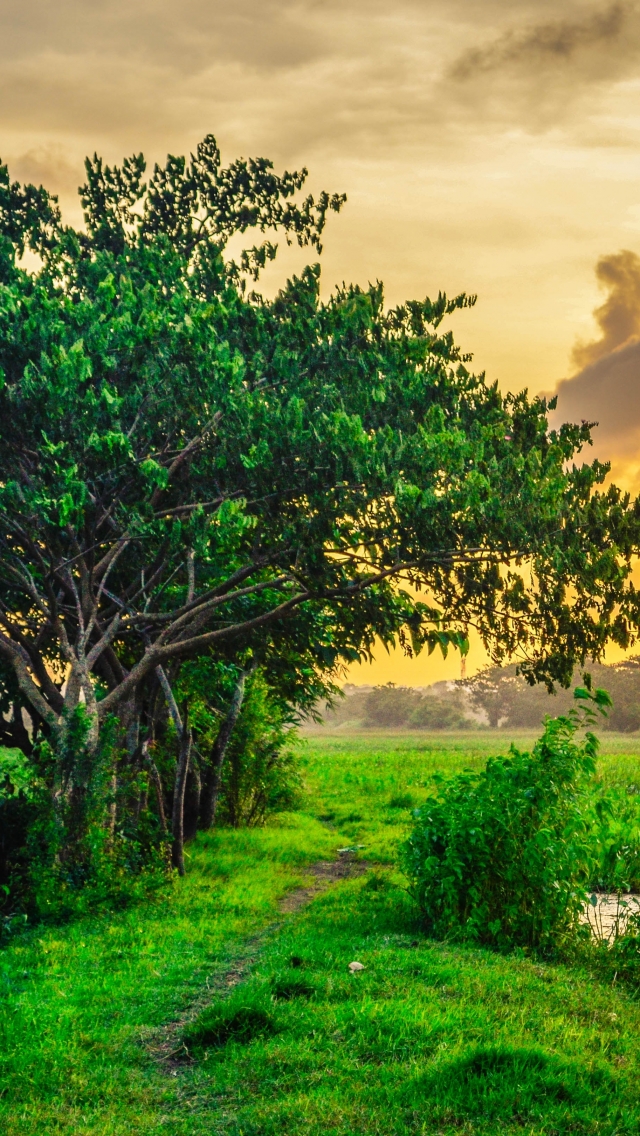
464;659;640;732
601;657;640;732
407;696;471;730
365;685;423;728
463;665;546;728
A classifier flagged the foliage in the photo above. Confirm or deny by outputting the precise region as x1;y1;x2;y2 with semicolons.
364;684;424;727
1;716;169;924
406;695;471;730
319;682;474;730
0;135;638;747
590;782;640;893
402;691;613;952
216;672;302;827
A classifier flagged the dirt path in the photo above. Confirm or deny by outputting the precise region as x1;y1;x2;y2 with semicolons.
147;856;369;1067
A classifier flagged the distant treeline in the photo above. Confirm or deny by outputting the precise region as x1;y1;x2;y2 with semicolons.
316;658;640;732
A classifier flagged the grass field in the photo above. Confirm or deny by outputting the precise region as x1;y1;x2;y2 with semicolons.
1;729;640;1135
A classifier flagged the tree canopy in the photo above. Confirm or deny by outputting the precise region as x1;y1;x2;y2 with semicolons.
1;134;640;755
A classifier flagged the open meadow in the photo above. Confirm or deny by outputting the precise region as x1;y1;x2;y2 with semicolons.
2;728;640;1135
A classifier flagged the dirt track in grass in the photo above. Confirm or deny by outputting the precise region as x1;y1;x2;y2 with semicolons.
148;856;370;1068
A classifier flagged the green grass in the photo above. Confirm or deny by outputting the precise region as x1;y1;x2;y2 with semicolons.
1;730;640;1134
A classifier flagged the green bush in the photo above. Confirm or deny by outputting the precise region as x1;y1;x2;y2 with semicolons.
217;673;302;827
1;716;169;929
590;784;640;893
402;697;608;953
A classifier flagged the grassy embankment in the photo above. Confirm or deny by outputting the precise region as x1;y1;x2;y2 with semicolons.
2;730;640;1135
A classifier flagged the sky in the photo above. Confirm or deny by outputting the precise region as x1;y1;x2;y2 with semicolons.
2;0;640;684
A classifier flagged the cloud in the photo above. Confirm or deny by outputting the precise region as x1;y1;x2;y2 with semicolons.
11;145;82;197
553;250;640;485
451;2;629;80
1;1;638;175
571;250;640;369
555;337;640;461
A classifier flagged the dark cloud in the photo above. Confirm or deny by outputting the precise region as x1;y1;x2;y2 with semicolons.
555;338;640;467
451;2;629;80
571;251;640;369
1;0;637;172
553;251;640;480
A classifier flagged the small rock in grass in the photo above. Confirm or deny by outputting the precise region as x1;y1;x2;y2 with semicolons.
348;961;365;973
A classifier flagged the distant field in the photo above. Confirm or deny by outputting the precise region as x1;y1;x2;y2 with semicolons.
300;728;640;861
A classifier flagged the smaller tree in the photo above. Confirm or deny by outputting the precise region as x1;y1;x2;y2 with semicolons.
407;696;470;730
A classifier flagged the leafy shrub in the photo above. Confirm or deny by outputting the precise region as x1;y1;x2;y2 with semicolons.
1;715;169;928
590;784;640;893
402;694;609;952
217;673;302;827
0;776;38;920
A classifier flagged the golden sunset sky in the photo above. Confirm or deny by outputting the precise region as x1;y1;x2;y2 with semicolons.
3;0;640;684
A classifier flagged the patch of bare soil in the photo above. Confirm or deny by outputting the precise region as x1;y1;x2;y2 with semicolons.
278;855;369;913
146;856;368;1068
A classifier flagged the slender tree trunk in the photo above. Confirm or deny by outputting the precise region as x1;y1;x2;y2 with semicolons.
183;755;201;841
147;753;168;836
199;671;247;830
107;772;117;838
171;704;192;876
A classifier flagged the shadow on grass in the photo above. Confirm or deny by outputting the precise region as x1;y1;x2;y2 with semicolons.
407;1044;615;1127
183;1001;277;1051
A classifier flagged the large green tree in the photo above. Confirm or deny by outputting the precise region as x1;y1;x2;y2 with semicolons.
1;134;640;867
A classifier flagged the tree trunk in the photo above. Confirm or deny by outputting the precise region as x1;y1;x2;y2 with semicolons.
183;755;201;842
199;671;247;830
147;753;168;836
171;704;192;876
